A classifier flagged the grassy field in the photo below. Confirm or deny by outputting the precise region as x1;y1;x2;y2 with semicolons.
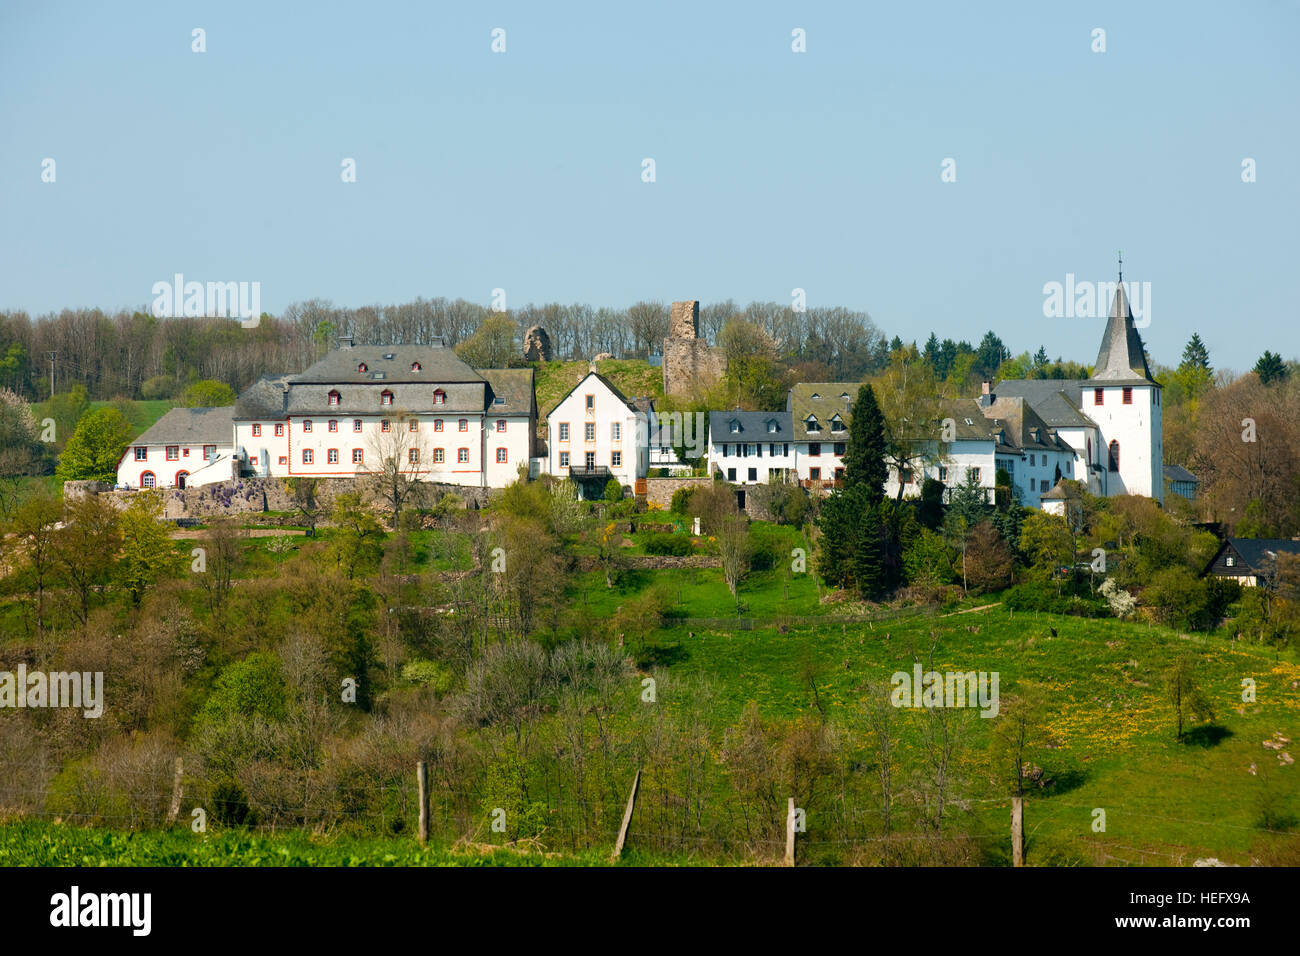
31;398;176;437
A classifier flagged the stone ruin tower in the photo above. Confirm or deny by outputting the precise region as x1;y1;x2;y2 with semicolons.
663;300;725;397
523;326;552;362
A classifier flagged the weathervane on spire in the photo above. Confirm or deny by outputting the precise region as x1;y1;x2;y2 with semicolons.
1118;250;1123;283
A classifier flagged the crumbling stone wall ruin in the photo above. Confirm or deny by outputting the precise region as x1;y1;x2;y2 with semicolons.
662;300;726;397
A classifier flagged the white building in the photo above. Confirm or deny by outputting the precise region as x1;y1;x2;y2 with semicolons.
545;370;650;496
229;341;537;488
992;281;1163;503
707;410;795;484
115;407;236;489
786;383;858;490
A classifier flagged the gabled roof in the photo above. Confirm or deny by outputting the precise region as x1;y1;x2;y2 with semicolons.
132;406;235;446
708;410;792;443
787;382;860;440
1090;285;1159;385
293;344;484;385
233;374;292;420
1223;538;1300;571
988;380;1095;429
1163;464;1198;483
549;370;641;418
480;368;536;416
981;396;1075;455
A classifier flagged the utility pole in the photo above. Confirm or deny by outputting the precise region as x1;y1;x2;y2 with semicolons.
46;350;57;399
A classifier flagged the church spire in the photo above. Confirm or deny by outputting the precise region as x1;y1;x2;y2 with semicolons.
1091;270;1156;383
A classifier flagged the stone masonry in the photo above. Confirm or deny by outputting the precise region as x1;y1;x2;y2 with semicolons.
663;300;726;398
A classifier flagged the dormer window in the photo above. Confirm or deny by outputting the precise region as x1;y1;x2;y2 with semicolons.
805;416;820;432
767;421;777;434
433;389;446;405
411;361;422;372
381;390;393;406
964;418;974;426
358;362;368;373
730;421;740;434
811;393;821;400
840;392;850;401
830;416;845;433
328;390;340;406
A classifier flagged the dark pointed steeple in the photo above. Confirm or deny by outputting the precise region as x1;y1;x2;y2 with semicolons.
1091;277;1156;383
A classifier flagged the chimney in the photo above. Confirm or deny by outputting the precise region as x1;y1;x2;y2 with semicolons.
978;380;993;408
339;335;354;349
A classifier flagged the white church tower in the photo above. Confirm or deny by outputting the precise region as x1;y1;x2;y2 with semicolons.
1082;270;1163;503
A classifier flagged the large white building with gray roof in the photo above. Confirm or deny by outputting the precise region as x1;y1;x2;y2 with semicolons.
119;340;539;490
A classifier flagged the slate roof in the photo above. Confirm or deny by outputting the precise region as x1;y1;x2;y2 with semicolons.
1163;464;1198;483
132;406;235;446
987;380;1095;429
1090;284;1159;385
479;369;536;416
233;374;292;420
293;343;483;385
708;410;793;443
1224;538;1300;571
981;396;1076;455
786;382;859;440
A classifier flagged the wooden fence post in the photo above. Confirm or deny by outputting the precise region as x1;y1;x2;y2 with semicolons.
611;769;641;861
417;761;429;846
166;757;183;824
785;798;797;867
1011;796;1025;867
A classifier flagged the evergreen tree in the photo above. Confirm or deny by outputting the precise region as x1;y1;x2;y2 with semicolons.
842;383;887;500
922;333;940;370
1254;350;1288;386
851;499;886;599
1179;333;1212;372
888;335;904;355
974;331;1010;379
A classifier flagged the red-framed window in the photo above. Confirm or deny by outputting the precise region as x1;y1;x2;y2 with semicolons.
497;419;507;433
302;449;313;464
496;448;507;463
303;420;313;432
434;419;443;432
327;449;339;464
1122;387;1133;405
809;467;821;480
252;424;261;437
275;423;285;436
329;420;338;432
328;390;340;406
358;362;368;372
1094;388;1104;405
352;448;364;464
457;447;469;463
141;471;155;488
353;420;362;432
409;448;420;464
381;390;393;406
381;420;391;432
458;419;468;432
412;361;422;372
433;448;444;463
433;389;445;405
409;419;418;432
278;456;287;465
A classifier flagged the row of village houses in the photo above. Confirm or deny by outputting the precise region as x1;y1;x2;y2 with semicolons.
116;285;1188;513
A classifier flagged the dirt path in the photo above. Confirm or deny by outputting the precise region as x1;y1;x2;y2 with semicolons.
942;602;1002;616
169;528;306;539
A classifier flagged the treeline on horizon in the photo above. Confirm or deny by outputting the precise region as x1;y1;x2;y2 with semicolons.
2;297;1093;404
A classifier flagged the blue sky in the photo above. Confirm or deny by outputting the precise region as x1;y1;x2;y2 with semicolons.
2;1;1296;370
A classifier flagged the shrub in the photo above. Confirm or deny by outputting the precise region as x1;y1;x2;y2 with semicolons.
604;478;624;502
641;531;693;556
748;523;786;571
670;486;697;515
1003;582;1108;617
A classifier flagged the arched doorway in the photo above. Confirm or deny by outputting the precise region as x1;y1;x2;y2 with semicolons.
141;471;156;489
175;471;189;489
